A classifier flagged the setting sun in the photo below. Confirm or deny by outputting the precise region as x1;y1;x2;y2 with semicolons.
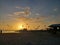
19;24;24;29
18;23;26;30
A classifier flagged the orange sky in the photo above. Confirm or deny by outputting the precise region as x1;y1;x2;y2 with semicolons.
0;0;60;30
0;17;58;30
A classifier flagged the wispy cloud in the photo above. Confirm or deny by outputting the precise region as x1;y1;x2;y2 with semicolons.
15;6;30;10
9;6;31;17
13;12;25;15
53;8;58;11
15;6;24;9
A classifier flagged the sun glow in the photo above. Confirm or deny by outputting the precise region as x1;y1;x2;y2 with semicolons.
18;23;26;30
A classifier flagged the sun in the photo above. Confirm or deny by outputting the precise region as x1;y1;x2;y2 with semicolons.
18;24;26;30
19;25;24;29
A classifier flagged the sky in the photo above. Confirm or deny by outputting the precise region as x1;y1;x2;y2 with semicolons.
0;0;60;30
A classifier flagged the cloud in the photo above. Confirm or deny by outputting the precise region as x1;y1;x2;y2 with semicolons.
10;6;31;17
15;6;30;10
24;7;31;15
53;8;58;11
15;6;24;9
8;11;31;18
8;10;31;21
13;11;31;16
13;12;25;15
16;6;20;9
35;13;40;16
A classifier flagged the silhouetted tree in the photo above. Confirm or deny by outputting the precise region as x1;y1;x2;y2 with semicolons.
0;30;2;34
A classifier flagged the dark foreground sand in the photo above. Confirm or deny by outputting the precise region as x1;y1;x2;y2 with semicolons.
0;31;60;45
